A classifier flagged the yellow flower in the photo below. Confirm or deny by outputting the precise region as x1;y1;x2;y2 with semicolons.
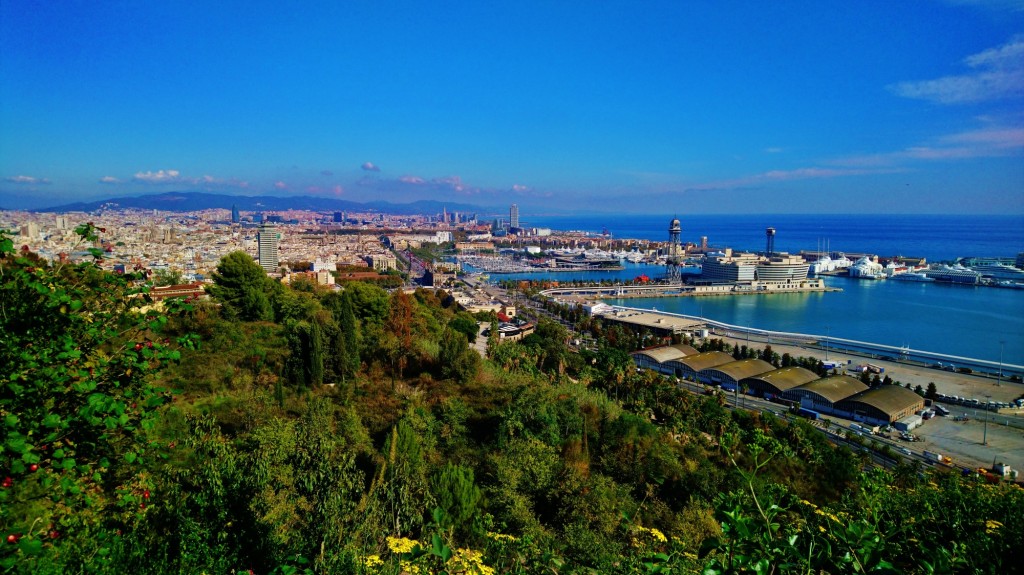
387;536;419;554
486;531;517;542
986;519;1003;534
818;525;826;533
363;555;384;568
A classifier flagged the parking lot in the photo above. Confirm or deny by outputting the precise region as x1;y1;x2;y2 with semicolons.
909;411;1024;472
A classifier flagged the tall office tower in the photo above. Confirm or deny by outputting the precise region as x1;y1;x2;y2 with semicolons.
257;223;280;272
442;207;448;224
231;204;240;223
55;215;69;231
765;227;776;257
333;211;343;223
510;204;519;229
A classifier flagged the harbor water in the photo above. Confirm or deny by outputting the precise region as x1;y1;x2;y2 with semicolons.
477;214;1024;365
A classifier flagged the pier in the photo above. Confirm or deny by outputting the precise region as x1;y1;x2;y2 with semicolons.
604;305;1024;380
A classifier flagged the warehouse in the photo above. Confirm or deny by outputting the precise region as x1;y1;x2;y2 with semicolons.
669;351;735;383
784;376;869;416
836;385;926;426
631;344;699;375
741;366;820;399
700;358;776;391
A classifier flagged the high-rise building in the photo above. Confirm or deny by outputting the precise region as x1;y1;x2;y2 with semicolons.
510;204;519;229
257;223;280;272
231;204;240;223
333;211;343;223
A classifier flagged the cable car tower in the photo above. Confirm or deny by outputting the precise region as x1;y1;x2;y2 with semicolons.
667;217;683;284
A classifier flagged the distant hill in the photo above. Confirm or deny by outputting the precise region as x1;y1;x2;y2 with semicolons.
36;192;495;216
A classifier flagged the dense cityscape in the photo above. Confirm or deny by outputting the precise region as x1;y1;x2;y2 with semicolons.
3;1;1023;573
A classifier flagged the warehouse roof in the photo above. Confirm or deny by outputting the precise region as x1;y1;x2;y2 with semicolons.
677;351;735;372
704;358;776;381
791;376;868;404
632;344;698;364
840;385;924;415
741;366;820;392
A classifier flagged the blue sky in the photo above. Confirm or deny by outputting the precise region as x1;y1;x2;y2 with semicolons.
1;1;1022;214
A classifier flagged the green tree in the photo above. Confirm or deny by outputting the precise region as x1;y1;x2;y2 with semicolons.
0;225;191;572
925;382;937;399
431;463;482;542
208;251;273;321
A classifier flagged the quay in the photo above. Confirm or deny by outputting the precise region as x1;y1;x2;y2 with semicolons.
539;278;837;299
599;305;1024;381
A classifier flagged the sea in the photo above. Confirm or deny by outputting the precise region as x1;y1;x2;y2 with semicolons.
481;214;1024;366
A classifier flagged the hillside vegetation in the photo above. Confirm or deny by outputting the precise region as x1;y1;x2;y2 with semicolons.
1;226;1020;575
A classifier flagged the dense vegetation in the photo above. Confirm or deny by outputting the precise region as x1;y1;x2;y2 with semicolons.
2;227;1020;574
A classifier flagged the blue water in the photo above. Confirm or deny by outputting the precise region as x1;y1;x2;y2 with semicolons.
522;213;1024;263
480;214;1024;365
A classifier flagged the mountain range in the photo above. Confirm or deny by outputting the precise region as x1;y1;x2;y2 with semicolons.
33;192;497;216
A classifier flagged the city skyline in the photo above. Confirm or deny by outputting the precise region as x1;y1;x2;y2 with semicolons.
2;1;1023;214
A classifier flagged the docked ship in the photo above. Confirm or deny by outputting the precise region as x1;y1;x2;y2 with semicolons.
891;272;935;282
923;265;981;284
968;263;1024;282
848;256;886;279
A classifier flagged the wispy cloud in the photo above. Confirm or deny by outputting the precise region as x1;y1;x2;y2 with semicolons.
889;36;1024;104
764;147;784;154
133;169;181;183
361;161;381;172
99;176;121;184
399;175;426;184
132;169;248;188
5;175;50;184
512;184;530;192
274;181;288;190
828;125;1024;167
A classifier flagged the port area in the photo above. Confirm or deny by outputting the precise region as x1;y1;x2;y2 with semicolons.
540;280;839;299
703;331;1024;471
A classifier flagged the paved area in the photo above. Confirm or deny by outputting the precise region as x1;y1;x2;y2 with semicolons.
710;331;1024;404
905;412;1024;472
472;322;490;358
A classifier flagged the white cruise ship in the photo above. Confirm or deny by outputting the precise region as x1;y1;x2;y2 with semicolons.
969;263;1024;281
891;272;935;282
924;265;981;284
848;256;885;279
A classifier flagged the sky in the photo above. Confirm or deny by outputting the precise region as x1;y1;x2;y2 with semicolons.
1;1;1023;214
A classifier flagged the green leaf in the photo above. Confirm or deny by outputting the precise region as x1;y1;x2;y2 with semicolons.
42;413;61;428
19;538;43;557
124;452;137;464
52;448;65;459
3;414;18;428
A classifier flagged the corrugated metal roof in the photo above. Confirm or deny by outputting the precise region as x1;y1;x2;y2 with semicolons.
742;366;820;391
840;385;925;416
704;358;776;381
792;375;868;404
677;351;735;372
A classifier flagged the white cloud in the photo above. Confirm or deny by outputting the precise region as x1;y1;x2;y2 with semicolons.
133;169;181;183
399;175;426;184
5;175;50;184
361;162;380;172
274;181;288;190
889;36;1024;104
99;176;121;184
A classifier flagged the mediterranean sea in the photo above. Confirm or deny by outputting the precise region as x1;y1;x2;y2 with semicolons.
487;214;1024;365
522;213;1024;263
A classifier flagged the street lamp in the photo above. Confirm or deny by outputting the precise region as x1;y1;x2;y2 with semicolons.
825;325;830;362
997;340;1004;387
